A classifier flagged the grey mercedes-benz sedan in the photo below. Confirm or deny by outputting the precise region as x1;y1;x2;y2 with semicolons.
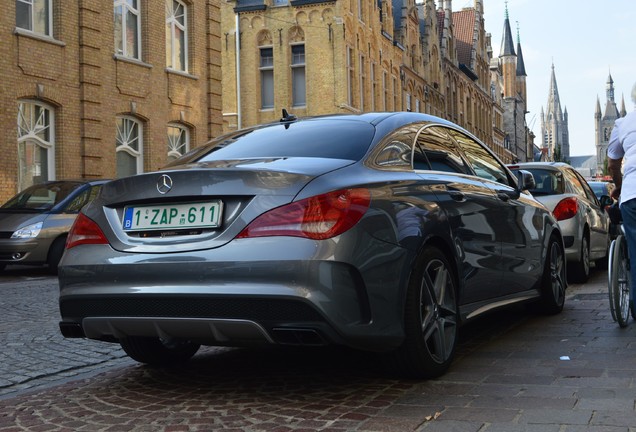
58;112;566;379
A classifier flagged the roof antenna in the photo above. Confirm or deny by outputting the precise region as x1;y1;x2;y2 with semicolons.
280;108;297;123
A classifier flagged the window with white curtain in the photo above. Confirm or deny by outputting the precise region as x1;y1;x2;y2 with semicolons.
166;0;188;72
114;0;141;59
15;0;52;36
167;124;189;162
116;116;143;178
17;101;55;191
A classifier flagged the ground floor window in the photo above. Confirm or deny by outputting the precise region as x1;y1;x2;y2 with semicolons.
116;116;143;178
167;124;189;162
17;101;55;191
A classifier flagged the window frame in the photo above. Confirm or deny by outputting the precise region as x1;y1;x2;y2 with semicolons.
290;43;306;107
166;0;188;72
114;0;142;60
15;0;53;37
116;116;143;178
167;123;190;163
17;100;56;191
259;46;274;109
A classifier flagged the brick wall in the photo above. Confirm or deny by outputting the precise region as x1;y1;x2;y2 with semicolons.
0;0;222;203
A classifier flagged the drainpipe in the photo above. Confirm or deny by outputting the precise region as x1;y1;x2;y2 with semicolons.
235;13;242;130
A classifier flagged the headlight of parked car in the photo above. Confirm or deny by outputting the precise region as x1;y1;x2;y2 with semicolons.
11;222;43;239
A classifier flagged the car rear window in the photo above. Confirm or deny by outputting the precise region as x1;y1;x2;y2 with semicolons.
179;119;376;165
524;169;565;195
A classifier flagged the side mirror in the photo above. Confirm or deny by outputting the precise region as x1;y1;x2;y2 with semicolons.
600;195;613;208
516;169;535;191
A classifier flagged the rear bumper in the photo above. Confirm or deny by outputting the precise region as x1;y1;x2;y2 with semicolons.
58;235;410;351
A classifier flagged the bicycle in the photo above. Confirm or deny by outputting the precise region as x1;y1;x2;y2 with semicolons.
608;224;631;327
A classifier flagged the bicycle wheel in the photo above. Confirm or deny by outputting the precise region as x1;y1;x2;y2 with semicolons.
608;238;618;322
610;235;631;327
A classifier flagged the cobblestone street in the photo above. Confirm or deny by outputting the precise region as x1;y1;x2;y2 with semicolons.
1;267;635;431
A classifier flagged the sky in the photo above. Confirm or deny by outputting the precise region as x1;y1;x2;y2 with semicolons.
477;0;636;156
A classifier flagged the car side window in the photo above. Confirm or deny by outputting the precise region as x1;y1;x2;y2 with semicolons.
447;129;510;186
572;170;600;205
563;168;587;198
414;126;470;174
372;126;417;170
65;185;102;213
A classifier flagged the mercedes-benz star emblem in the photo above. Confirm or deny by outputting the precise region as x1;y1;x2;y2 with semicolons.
156;174;173;194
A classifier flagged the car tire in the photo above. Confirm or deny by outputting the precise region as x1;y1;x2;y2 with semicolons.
537;235;566;315
388;246;459;379
47;237;66;275
568;235;590;283
120;337;200;366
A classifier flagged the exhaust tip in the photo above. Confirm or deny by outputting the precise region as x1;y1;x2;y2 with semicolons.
271;328;328;346
59;322;85;338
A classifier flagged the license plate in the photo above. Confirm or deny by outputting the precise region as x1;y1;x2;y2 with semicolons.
122;201;222;231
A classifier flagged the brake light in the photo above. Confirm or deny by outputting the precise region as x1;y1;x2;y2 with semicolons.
552;197;578;221
66;213;108;249
237;188;371;240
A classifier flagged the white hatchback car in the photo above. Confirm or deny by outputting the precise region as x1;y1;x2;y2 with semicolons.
508;162;610;283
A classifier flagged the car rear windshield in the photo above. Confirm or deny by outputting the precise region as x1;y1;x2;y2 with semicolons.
172;119;376;165
1;182;82;211
524;169;565;196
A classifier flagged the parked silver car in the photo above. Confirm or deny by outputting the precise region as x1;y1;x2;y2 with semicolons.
59;112;566;379
508;162;609;283
0;180;108;273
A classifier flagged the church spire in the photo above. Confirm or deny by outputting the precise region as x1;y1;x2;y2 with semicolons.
500;2;517;98
607;72;615;102
500;1;516;57
515;23;526;77
620;94;627;117
547;63;561;112
542;63;569;160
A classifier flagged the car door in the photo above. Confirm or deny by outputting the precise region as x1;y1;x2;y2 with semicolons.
413;125;503;305
447;129;545;296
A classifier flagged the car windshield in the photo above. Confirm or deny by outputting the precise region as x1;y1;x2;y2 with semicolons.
523;169;566;196
1;182;82;212
167;119;376;167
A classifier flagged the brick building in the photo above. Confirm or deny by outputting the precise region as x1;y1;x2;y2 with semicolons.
1;0;223;202
220;0;528;164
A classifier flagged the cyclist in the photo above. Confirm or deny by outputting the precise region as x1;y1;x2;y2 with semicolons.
607;81;636;317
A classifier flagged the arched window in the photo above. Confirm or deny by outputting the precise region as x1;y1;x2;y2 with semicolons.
167;124;190;162
17;101;55;191
116;116;143;178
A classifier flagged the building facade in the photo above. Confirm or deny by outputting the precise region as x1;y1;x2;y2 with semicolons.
220;0;527;164
595;73;626;175
540;64;569;162
1;1;223;202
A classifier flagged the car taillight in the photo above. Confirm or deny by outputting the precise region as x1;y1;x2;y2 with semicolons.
552;197;578;221
66;213;108;249
236;188;371;240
